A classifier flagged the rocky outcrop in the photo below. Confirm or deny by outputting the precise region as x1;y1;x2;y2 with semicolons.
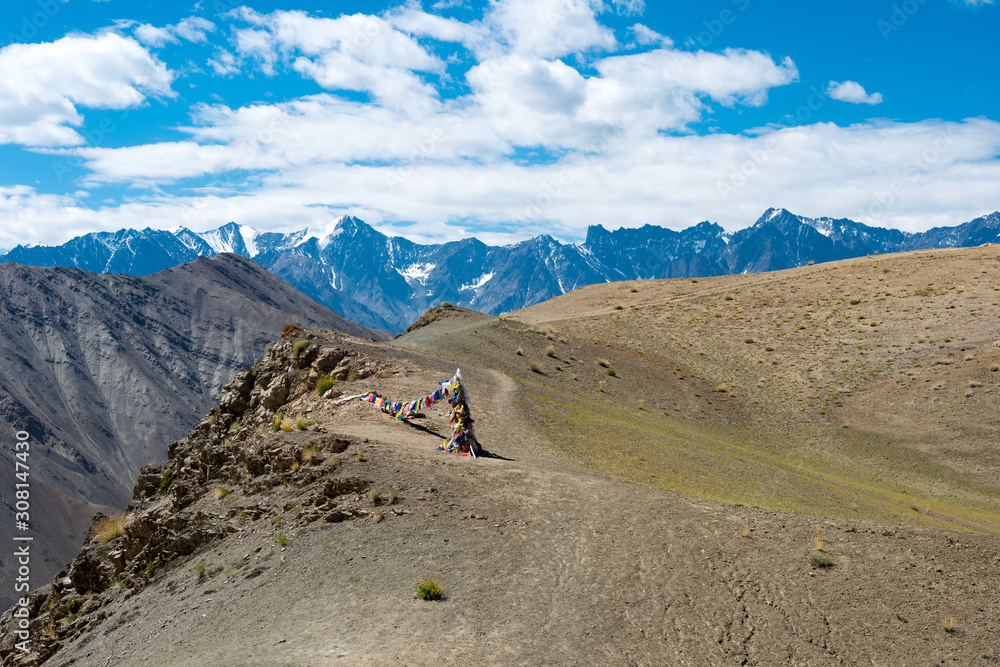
0;330;398;665
0;254;388;608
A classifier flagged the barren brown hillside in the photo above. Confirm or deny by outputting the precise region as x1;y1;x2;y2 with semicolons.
3;247;1000;665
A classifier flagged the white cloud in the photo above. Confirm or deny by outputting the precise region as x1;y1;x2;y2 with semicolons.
827;80;883;105
630;24;672;48
207;49;240;76
954;0;995;6
0;33;174;147
485;0;617;58
612;0;645;16
231;9;444;110
135;16;215;47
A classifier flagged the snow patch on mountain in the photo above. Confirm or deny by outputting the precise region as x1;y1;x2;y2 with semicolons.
398;263;436;284
239;225;259;257
459;272;494;292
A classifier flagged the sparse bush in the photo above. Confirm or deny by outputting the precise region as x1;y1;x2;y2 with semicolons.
369;488;383;504
301;446;321;464
629;287;638;293
272;413;284;432
545;344;557;357
372;509;386;523
741;523;751;538
440;301;453;308
605;368;617;377
276;533;289;547
296;418;312;431
942;618;956;633
282;324;302;334
529;361;541;373
724;293;735;301
515;347;524;356
214;486;229;500
613;303;623;310
157;470;175;494
292;340;309;358
271;516;283;526
346;370;358;382
195;561;206;576
145;561;156;579
415;579;444;601
355;449;367;462
93;513;131;544
809;553;834;568
316;376;336;395
598;380;606;392
388;488;399;504
65;599;80;614
814;525;824;551
598;358;610;368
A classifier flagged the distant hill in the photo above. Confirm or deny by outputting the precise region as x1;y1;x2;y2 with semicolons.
0;253;385;608
2;209;999;332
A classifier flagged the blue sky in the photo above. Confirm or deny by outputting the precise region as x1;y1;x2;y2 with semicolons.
0;0;998;249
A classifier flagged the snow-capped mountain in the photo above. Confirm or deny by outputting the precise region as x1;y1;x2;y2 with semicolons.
3;209;999;332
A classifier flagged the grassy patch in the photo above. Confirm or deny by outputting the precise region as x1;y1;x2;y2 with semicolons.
809;553;835;568
415;579;444;601
292;340;309;358
316;376;336;395
93;514;130;544
157;470;175;494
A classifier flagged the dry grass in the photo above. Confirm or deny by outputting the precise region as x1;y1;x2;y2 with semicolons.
93;514;131;544
545;344;557;357
214;486;229;500
814;525;824;551
355;449;367;462
942;617;956;633
516;245;1000;535
301;445;321;464
741;523;751;538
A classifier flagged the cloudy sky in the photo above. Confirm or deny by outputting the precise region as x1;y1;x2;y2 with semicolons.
0;0;998;249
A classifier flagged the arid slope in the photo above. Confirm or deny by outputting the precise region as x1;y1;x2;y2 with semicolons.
3;299;998;665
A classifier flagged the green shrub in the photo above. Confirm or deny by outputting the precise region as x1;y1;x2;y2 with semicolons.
157;470;175;494
809;553;834;568
276;533;289;547
605;368;617;377
65;599;80;614
145;561;156;578
440;301;453;308
415;578;444;601
292;340;309;358
545;344;557;358
194;561;206;576
316;376;336;395
529;361;541;373
272;413;284;432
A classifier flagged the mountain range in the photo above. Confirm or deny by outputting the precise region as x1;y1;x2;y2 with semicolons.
3;208;999;333
0;254;384;609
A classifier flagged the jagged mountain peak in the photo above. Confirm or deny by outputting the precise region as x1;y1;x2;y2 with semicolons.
3;208;999;333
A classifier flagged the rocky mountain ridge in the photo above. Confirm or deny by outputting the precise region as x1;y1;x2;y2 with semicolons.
0;254;386;609
4;209;998;332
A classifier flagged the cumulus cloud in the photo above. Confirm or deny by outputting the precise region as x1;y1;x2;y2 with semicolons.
135;17;215;47
231;9;445;110
0;33;174;147
485;0;617;58
828;80;883;105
